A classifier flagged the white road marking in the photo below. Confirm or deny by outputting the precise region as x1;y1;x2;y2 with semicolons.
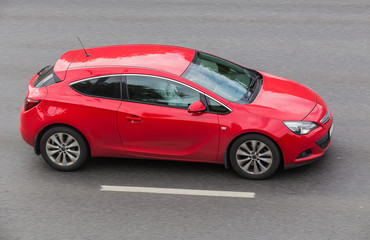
100;185;255;198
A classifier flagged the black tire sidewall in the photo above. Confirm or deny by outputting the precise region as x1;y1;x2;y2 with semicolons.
40;126;88;171
229;134;280;180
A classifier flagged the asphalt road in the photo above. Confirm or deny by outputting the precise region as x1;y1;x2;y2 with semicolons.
1;0;370;239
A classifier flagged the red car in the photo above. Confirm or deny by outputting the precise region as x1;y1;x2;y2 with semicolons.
20;45;333;179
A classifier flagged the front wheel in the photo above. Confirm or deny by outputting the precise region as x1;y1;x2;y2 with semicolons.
229;134;280;180
40;126;89;171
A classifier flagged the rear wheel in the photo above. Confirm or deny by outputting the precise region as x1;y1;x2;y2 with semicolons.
40;126;89;171
229;134;280;179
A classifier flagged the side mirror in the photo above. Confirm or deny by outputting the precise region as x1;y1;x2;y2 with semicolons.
188;100;206;113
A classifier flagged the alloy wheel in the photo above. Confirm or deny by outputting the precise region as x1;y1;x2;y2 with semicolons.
236;140;273;175
45;133;81;166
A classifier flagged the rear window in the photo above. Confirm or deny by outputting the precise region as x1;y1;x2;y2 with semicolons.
34;65;61;88
70;76;122;100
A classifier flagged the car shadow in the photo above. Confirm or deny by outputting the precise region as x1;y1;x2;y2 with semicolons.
76;152;333;191
31;149;338;195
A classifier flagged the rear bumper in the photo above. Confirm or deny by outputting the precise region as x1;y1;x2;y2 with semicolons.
20;104;43;148
20;109;36;147
20;73;48;148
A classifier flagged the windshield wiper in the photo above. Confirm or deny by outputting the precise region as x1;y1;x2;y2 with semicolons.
247;77;256;92
246;71;262;101
247;75;257;97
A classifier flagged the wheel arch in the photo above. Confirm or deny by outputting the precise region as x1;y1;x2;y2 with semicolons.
223;132;284;169
34;123;91;157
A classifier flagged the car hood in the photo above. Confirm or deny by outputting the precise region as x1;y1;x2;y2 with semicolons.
243;71;317;121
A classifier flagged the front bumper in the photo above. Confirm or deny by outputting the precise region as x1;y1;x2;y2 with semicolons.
283;120;333;168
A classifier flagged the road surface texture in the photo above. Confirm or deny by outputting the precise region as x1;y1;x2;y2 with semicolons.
0;0;369;239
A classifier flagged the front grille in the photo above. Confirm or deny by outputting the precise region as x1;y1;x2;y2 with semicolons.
320;111;330;124
315;132;331;149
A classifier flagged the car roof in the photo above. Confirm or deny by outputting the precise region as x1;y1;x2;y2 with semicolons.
54;44;196;80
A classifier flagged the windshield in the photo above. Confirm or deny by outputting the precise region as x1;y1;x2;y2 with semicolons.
182;52;257;103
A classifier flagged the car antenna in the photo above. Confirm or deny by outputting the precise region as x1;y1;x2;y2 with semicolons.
77;37;90;57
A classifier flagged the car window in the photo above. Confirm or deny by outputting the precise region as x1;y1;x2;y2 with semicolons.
126;75;200;109
34;65;62;88
70;76;121;99
207;97;230;114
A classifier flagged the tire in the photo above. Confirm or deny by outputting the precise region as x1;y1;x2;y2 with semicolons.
40;126;89;171
229;134;280;180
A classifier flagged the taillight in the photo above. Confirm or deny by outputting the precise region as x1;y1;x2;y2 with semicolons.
24;98;41;111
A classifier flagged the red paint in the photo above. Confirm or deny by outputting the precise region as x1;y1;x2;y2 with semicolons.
117;101;219;162
20;45;332;168
68;45;195;76
188;100;206;113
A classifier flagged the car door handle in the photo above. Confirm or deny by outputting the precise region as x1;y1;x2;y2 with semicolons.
125;115;143;123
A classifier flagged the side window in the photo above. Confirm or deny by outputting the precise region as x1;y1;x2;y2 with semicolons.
70;76;121;99
207;97;230;114
126;75;200;109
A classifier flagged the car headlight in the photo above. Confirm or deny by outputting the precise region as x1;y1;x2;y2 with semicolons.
283;121;318;135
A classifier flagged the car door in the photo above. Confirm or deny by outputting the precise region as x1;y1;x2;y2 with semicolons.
117;74;220;162
68;75;124;157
